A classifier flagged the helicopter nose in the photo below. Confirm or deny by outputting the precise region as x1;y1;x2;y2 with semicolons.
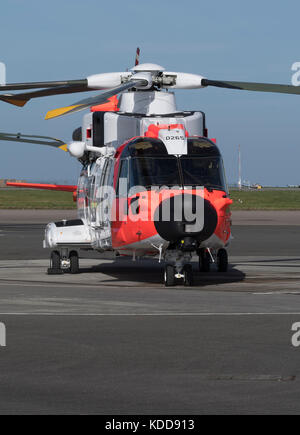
154;194;218;243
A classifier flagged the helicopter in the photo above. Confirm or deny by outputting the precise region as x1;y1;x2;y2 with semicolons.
1;51;300;286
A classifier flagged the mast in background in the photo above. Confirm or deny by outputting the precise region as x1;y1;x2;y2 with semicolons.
238;144;242;190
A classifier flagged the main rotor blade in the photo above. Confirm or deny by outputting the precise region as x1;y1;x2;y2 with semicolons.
0;79;87;92
202;79;300;95
0;132;67;151
0;83;91;107
45;79;145;120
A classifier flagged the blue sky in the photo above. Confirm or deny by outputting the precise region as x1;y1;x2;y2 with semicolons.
0;0;300;185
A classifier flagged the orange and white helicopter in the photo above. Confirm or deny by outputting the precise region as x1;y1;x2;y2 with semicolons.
1;51;300;286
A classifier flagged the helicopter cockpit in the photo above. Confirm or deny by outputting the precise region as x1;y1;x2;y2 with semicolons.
118;137;228;193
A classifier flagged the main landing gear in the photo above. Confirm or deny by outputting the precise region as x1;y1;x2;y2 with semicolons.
48;249;80;275
199;248;211;272
217;248;228;273
198;248;228;273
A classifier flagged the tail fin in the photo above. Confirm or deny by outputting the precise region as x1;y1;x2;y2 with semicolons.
135;47;140;66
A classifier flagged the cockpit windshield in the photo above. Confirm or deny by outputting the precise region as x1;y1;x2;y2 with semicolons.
180;157;227;191
129;157;180;189
120;137;228;193
128;156;227;191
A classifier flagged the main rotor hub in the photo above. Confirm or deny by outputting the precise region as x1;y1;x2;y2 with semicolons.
131;63;166;73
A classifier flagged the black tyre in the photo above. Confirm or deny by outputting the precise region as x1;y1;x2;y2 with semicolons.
183;264;194;287
217;249;228;273
199;249;210;273
69;251;79;274
164;265;175;287
50;251;61;270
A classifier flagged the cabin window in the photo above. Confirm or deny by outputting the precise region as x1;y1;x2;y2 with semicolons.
77;172;89;220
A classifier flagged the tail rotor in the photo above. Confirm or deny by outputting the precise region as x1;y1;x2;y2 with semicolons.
135;47;140;66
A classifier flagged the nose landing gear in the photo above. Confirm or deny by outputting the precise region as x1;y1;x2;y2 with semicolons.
183;264;194;286
163;244;195;287
164;264;194;287
164;265;176;287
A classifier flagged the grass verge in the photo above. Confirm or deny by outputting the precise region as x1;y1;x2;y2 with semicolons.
230;190;300;210
0;189;76;209
1;188;300;210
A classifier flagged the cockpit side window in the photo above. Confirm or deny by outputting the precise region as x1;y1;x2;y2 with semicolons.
116;159;129;197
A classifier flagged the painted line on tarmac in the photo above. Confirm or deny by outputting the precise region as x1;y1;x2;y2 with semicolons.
0;281;160;289
253;291;300;295
0;312;299;317
1;281;300;293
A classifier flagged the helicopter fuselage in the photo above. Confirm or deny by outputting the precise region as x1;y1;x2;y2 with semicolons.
44;95;232;272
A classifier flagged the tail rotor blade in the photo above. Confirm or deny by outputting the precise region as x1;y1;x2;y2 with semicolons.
135;47;140;66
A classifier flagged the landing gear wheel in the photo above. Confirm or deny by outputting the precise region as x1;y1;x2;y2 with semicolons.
50;251;60;269
48;251;63;275
199;249;210;273
69;251;79;274
164;265;176;287
217;249;228;272
183;265;194;287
